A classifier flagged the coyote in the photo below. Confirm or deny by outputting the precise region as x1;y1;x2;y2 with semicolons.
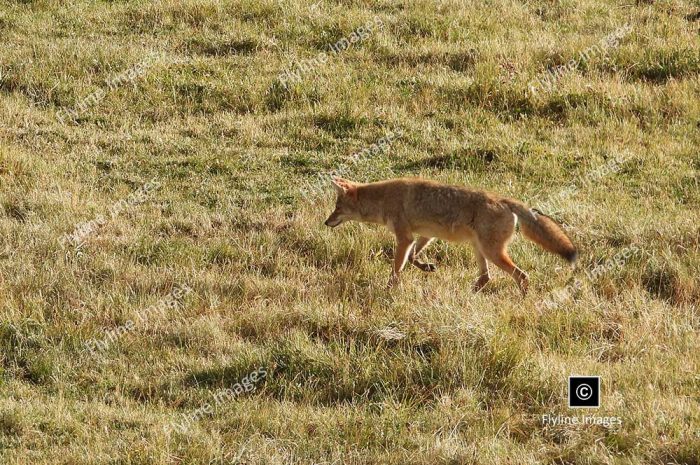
324;177;577;294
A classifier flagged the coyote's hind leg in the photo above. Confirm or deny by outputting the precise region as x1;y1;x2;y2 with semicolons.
483;247;529;295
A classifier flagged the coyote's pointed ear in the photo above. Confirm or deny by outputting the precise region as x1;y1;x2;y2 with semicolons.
331;177;346;195
331;177;358;200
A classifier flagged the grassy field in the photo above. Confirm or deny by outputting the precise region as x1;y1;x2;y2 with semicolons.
1;0;699;463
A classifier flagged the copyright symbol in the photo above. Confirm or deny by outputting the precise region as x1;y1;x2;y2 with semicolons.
575;383;593;401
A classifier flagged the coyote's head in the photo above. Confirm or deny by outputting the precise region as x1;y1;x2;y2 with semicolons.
324;177;359;228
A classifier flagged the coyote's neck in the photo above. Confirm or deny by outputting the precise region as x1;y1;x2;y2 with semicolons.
356;185;385;225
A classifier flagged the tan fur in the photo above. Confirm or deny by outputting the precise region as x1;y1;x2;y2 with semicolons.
324;177;577;294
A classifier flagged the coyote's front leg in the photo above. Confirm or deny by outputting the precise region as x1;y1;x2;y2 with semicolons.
388;228;414;288
409;236;436;272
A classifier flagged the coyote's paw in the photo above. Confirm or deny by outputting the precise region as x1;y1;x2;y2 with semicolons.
412;260;437;272
519;278;529;296
387;274;400;289
472;274;490;293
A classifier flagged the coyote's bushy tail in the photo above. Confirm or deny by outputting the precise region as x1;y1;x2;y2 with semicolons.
502;199;578;263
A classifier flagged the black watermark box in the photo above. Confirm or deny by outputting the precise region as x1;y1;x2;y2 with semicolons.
568;376;600;408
